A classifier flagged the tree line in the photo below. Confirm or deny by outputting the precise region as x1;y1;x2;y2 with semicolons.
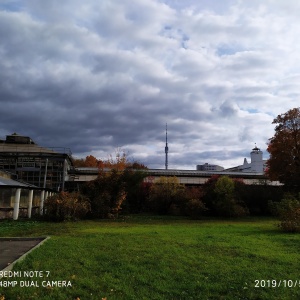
44;107;300;232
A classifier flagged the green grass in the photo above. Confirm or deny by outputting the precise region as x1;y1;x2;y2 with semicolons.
0;215;300;299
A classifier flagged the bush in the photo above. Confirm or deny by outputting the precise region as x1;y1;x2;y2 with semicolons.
270;193;300;233
146;177;186;215
81;169;127;218
185;199;207;219
44;192;91;221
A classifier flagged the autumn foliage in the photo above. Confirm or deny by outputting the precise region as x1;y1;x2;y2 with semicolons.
44;192;91;221
267;107;300;187
72;149;147;170
81;169;127;218
66;148;284;219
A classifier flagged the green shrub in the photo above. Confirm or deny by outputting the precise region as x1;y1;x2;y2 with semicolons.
44;192;91;221
271;193;300;232
212;176;249;217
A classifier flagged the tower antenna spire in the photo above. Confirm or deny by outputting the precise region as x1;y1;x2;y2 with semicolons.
165;123;168;170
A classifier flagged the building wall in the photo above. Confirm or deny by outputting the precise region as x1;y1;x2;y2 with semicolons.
0;188;14;208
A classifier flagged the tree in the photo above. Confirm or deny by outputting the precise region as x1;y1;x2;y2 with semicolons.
121;168;149;213
103;148;127;170
85;155;102;167
73;149;148;171
81;169;127;218
213;176;235;217
215;176;249;217
267;107;300;187
80;164;148;217
72;155;103;168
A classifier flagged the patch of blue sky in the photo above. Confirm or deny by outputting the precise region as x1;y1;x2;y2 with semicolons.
161;26;190;49
217;45;244;56
181;34;189;49
247;108;259;114
177;29;189;49
161;0;236;14
217;46;239;56
0;1;22;12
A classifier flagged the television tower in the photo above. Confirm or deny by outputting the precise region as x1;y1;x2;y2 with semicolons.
165;123;168;170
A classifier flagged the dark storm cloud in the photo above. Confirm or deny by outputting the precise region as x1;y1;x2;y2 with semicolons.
1;0;300;169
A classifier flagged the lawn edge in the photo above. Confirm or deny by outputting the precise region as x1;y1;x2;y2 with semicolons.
0;236;50;277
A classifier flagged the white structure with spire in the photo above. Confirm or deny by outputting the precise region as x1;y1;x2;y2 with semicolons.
225;145;267;173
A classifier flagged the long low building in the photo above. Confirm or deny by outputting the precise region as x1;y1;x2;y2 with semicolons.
67;167;281;186
145;169;278;185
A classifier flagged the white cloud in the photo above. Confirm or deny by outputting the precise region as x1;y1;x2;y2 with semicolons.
0;0;300;169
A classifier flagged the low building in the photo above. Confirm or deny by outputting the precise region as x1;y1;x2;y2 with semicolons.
0;170;53;219
196;163;224;171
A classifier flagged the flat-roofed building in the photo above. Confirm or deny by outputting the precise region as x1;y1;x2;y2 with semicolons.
196;163;224;171
0;133;73;191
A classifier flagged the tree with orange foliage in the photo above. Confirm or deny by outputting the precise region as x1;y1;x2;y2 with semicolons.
73;149;148;172
84;155;99;167
103;148;127;170
267;107;300;187
102;148;147;171
72;155;103;168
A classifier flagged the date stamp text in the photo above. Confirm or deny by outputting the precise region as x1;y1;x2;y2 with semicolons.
255;279;300;288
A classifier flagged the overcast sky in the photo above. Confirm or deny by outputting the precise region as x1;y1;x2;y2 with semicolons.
1;0;299;169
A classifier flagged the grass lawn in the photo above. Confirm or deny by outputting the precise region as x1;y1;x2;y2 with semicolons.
0;215;300;300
